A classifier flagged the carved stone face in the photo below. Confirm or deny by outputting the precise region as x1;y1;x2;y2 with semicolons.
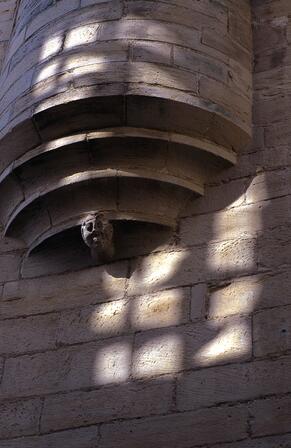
81;213;114;260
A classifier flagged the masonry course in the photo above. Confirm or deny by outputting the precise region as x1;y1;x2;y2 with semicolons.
0;0;290;447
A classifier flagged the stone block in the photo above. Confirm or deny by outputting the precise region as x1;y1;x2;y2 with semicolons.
0;399;41;439
0;176;23;227
177;355;291;411
258;225;291;269
253;21;287;55
34;42;129;83
173;46;227;82
131;288;190;331
180;203;261;247
177;363;249;411
0;313;58;355
0;252;21;282
0;426;99;448
202;28;251;69
207;270;291;315
131;41;171;65
128;248;204;296
229;10;252;50
73;61;198;93
132;329;184;378
265;121;291;147
99;405;248;448
128;237;256;297
132;316;251;378
1;262;127;318
57;299;130;345
250;396;291;438
199;75;251;126
254;305;291;357
206;238;257;281
41;377;173;432
1;336;133;398
125;0;227;32
210;433;291;448
26;0;80;38
190;283;207;321
180;178;248;217
254;94;289;126
208;277;259;319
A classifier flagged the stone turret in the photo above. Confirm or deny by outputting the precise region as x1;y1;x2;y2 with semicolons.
0;0;252;257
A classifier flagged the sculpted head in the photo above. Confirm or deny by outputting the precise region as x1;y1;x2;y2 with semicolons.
81;213;114;261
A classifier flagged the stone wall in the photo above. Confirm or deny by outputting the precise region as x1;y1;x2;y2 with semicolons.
0;0;291;447
0;0;17;71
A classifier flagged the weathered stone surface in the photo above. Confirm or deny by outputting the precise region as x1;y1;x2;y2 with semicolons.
254;305;291;357
250;395;291;438
0;0;252;256
99;405;248;448
246;169;291;204
1;262;127;318
211;433;291;448
0;312;58;355
208;276;259;319
177;355;291;411
0;399;41;439
132;316;251;378
180;177;248;217
190;283;207;321
41;377;173;432
128;238;256;297
57;299;130;345
180;203;262;247
208;270;291;317
0;426;99;448
0;252;21;282
1;2;291;448
1;335;133;398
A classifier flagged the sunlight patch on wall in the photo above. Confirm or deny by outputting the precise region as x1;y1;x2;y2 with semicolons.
194;317;251;366
208;278;262;319
40;35;63;61
89;300;128;336
131;289;186;331
129;250;188;295
133;333;183;378
93;341;131;385
212;203;262;242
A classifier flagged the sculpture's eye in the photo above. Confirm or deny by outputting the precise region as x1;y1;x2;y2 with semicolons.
86;222;93;232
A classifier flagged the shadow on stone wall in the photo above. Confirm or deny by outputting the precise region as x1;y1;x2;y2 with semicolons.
3;2;291;447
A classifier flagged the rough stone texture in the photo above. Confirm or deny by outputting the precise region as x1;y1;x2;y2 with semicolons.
0;0;17;71
0;398;42;439
0;0;252;254
41;376;174;432
99;405;249;448
0;1;290;448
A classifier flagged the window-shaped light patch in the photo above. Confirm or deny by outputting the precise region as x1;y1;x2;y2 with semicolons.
128;250;188;296
131;288;189;331
93;339;132;385
193;317;252;367
132;332;183;378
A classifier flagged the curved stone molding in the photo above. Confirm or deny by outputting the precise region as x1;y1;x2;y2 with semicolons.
0;0;252;255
